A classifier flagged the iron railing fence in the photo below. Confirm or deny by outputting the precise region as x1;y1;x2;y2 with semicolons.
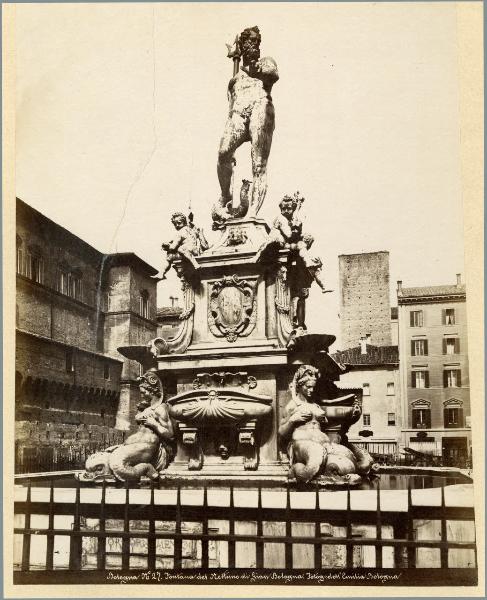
15;443;113;474
13;478;477;584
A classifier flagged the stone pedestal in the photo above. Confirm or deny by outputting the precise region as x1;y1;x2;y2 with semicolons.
154;217;296;477
115;217;362;482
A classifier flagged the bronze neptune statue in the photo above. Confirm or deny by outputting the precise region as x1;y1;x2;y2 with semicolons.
212;26;279;228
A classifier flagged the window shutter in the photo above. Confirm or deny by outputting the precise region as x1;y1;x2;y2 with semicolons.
412;409;418;428
411;372;416;388
425;371;430;388
455;338;460;353
443;371;448;388
458;408;464;427
424;340;428;356
410;312;415;327
457;370;462;387
425;410;431;429
444;408;450;428
442;309;446;325
442;339;447;354
411;341;415;356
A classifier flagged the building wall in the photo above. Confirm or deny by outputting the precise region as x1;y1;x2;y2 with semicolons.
398;292;471;461
15;199;158;468
390;309;399;346
339;365;401;452
158;320;182;340
103;263;157;429
15;329;123;465
157;305;183;341
339;251;392;349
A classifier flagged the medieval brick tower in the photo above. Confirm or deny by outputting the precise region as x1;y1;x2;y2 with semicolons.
339;251;392;350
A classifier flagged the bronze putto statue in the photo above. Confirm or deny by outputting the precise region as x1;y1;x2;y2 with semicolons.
258;193;331;332
158;211;208;279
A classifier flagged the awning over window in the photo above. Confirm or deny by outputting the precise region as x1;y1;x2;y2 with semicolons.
409;440;442;456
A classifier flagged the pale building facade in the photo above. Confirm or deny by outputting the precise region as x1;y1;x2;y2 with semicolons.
334;341;401;455
397;276;471;464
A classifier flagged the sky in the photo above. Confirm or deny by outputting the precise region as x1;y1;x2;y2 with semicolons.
14;2;470;344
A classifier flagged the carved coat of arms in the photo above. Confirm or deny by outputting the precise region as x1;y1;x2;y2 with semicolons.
208;275;257;342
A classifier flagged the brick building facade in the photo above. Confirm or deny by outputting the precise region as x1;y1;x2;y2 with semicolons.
15;199;158;471
339;251;392;350
397;276;471;464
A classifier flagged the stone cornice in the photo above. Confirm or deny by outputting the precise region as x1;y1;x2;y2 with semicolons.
398;294;466;305
104;310;157;327
16;328;123;363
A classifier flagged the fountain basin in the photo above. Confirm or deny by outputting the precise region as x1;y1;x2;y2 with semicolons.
15;468;472;491
167;388;273;426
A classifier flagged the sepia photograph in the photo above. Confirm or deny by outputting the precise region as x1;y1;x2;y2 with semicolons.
4;1;484;596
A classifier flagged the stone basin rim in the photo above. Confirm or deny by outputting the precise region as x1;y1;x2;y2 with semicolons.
14;466;473;488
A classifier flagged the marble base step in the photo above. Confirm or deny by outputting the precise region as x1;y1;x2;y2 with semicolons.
162;461;289;485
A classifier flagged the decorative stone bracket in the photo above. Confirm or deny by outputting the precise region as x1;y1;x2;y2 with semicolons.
179;423;204;470
238;420;259;470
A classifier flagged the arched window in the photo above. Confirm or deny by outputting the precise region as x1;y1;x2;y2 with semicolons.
57;263;83;301
16;235;25;275
25;244;44;284
139;289;150;319
16;238;44;283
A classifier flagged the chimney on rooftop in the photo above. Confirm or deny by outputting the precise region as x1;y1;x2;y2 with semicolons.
456;273;462;286
397;280;403;294
360;336;367;355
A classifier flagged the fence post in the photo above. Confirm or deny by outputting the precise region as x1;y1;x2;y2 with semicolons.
68;476;82;570
174;485;182;569
122;481;130;570
46;479;55;570
314;483;321;569
285;485;292;569
345;485;353;568
97;480;107;570
375;479;382;568
201;484;209;569
20;481;32;571
228;485;235;569
147;481;156;571
256;483;264;569
407;478;416;568
440;480;448;568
